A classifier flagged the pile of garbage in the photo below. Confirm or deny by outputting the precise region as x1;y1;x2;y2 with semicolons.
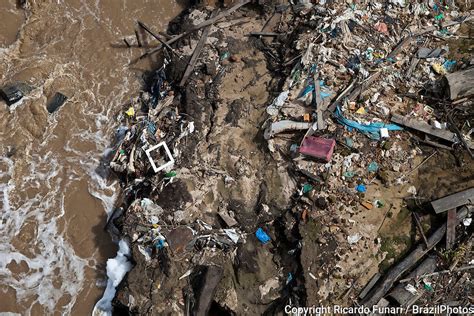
99;0;473;314
256;0;474;309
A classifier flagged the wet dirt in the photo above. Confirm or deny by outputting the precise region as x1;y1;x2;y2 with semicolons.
0;1;183;314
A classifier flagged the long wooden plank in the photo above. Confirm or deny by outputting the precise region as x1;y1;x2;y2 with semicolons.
179;12;216;87
431;187;474;214
387;256;437;307
359;273;381;300
391;114;458;143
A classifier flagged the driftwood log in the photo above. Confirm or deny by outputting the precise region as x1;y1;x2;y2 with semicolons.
360;205;472;307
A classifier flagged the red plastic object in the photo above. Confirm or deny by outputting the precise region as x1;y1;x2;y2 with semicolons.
299;136;335;162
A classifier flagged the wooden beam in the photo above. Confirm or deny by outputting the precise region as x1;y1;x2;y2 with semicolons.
387;256;437;307
446;208;457;250
391;114;474;148
137;21;180;57
431;187;474;214
359;273;381;300
179;11;216;87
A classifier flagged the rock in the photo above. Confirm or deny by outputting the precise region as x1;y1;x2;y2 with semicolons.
0;84;24;105
378;170;390;184
259;277;280;303
173;210;186;223
315;197;328;209
205;62;218;77
318;236;327;244
165;226;194;254
47;92;68;113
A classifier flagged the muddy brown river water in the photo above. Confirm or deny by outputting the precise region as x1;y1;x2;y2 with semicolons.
0;0;182;314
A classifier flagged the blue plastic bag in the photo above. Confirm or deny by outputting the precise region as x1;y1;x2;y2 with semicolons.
356;184;367;193
256;228;271;244
334;106;403;140
299;80;332;99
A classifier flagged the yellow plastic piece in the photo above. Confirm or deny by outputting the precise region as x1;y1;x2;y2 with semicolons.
125;107;135;117
356;107;366;114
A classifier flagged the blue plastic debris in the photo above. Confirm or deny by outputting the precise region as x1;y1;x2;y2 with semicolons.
286;273;293;285
368;162;379;173
299;80;332;100
344;171;355;179
356;184;367;193
345;137;354;148
442;60;456;72
330;27;342;38
334;107;403;140
290;143;299;153
155;239;165;249
346;55;361;71
116;126;128;142
256;228;271;244
146;120;157;134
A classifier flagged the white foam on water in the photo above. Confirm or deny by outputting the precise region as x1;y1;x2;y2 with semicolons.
93;239;132;316
0;155;89;314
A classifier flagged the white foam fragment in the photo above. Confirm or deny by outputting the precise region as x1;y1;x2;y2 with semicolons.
93;239;132;316
347;233;361;244
380;128;389;138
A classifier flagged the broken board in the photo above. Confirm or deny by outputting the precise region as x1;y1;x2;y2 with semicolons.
431;187;474;214
391;114;474;149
